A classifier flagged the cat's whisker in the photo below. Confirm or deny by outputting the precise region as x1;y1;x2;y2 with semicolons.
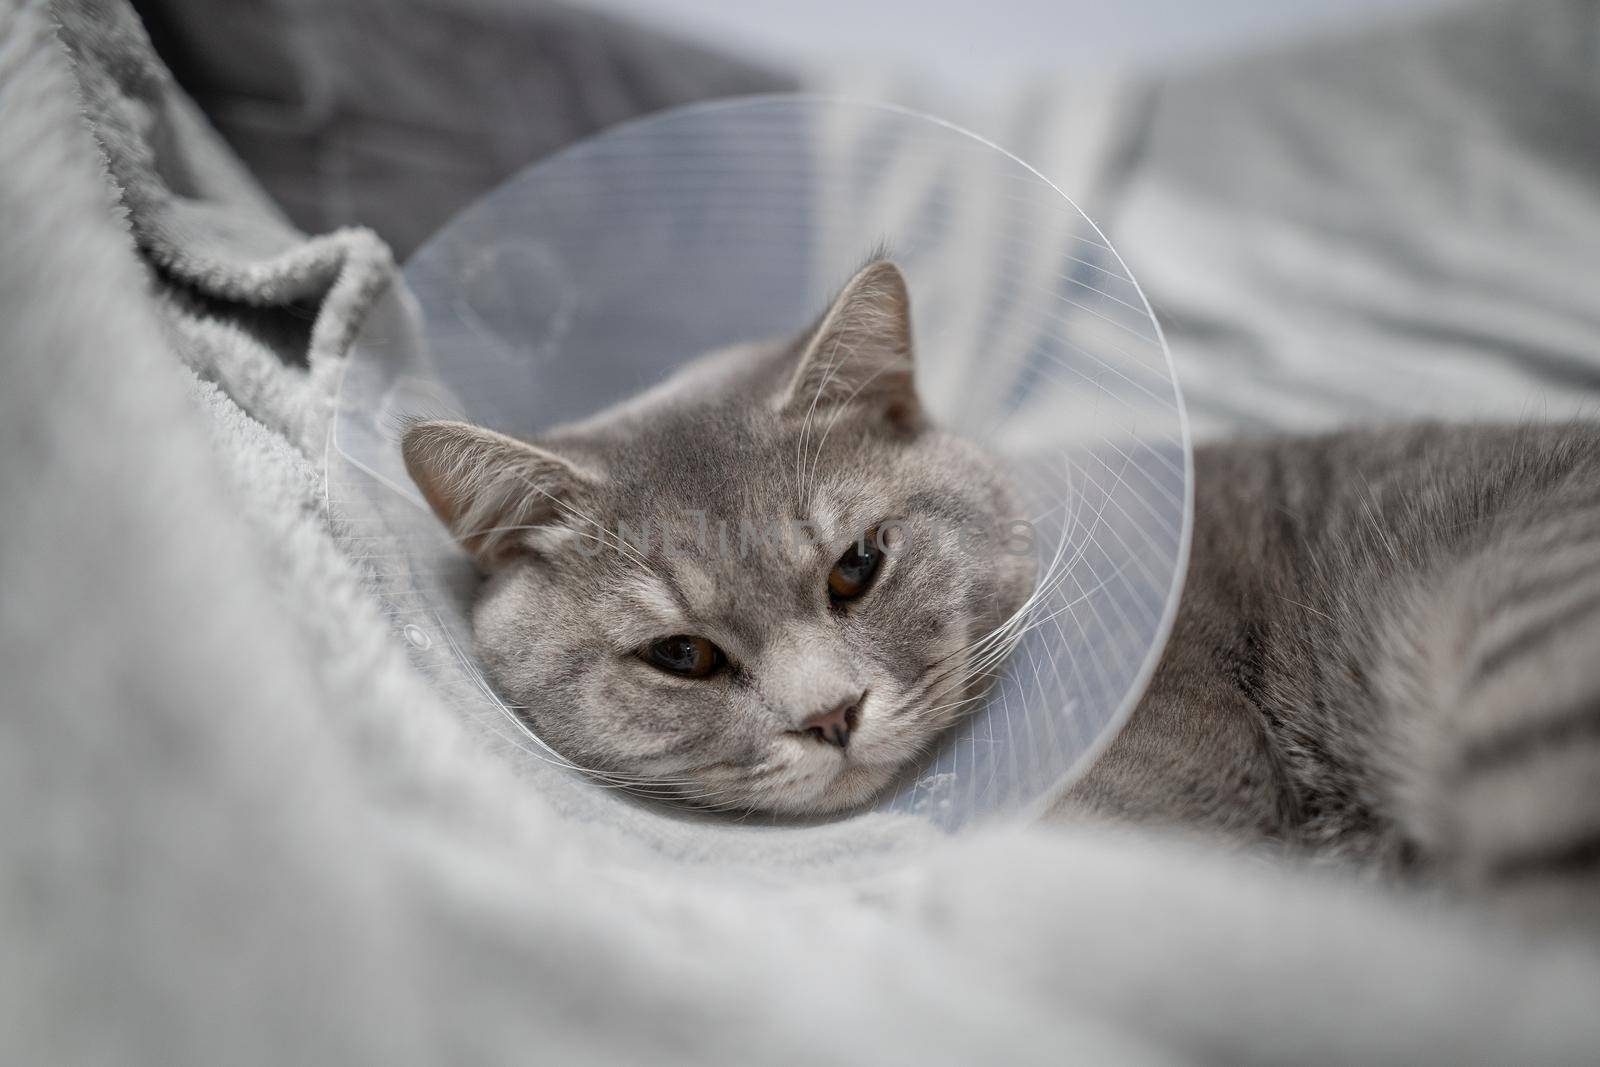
919;505;1088;674
794;333;859;508
499;467;660;576
804;353;892;498
443;521;580;546
919;690;995;720
573;766;703;790
921;598;1058;694
791;337;839;505
673;782;768;814
547;498;657;575
920;648;1016;707
922;564;1061;678
598;759;784;809
926;562;1128;697
918;453;1124;690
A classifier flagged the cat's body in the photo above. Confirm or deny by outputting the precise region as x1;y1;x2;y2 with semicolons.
405;259;1600;920
1064;423;1600;917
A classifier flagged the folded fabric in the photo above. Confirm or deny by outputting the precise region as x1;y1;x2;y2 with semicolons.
129;0;797;257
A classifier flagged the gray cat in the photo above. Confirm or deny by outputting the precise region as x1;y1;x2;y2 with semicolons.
403;261;1036;815
405;259;1600;918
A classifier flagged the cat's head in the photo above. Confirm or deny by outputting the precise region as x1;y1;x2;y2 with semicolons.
402;260;1036;814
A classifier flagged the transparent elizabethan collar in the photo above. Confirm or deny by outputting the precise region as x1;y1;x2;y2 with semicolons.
327;95;1190;862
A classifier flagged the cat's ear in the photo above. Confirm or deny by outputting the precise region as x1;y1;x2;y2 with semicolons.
401;419;592;566
779;259;923;433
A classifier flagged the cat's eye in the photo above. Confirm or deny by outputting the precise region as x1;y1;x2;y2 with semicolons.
641;635;725;678
828;529;886;602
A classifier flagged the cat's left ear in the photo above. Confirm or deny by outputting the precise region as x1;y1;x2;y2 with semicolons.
779;259;923;433
400;419;594;567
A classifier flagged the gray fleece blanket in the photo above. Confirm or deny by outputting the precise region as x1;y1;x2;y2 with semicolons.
5;0;1600;1063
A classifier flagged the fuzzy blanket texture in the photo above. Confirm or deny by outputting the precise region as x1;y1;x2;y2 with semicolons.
5;0;1600;1063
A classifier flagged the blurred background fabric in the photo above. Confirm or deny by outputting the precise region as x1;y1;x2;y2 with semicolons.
129;0;794;256
8;0;1600;1062
127;0;1470;260
131;0;1600;439
577;0;1470;92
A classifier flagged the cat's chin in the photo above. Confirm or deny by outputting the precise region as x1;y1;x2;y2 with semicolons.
816;767;896;815
749;759;900;818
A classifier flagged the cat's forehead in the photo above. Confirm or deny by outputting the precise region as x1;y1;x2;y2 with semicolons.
597;403;898;516
600;552;804;651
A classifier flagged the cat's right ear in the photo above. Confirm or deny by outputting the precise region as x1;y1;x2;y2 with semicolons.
400;420;591;566
779;259;923;434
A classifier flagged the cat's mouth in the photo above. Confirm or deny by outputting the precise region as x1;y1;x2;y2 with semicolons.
759;685;975;814
731;653;1004;815
676;715;911;817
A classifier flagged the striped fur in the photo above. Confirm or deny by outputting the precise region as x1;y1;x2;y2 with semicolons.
1055;422;1600;925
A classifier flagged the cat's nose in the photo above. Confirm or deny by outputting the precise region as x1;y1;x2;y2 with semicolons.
799;695;861;749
